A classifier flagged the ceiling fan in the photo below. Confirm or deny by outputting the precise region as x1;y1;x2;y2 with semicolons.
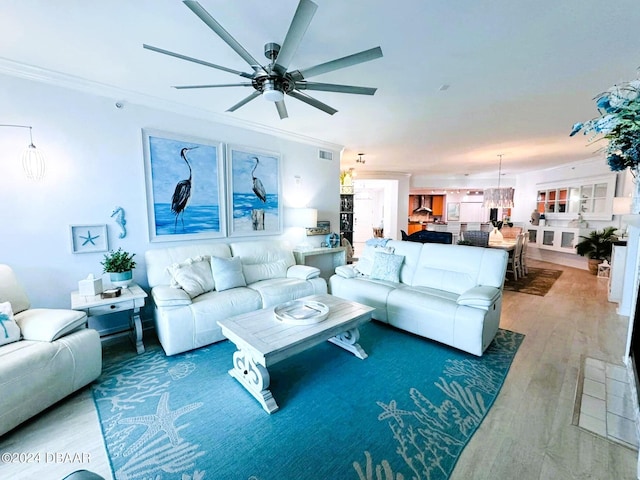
143;0;383;119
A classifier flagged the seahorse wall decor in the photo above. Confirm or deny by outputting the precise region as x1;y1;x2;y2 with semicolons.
111;206;127;238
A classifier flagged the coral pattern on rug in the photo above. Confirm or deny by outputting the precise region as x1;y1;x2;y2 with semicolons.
353;330;522;480
93;350;207;479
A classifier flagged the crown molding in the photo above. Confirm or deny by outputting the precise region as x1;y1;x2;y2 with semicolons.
0;57;343;151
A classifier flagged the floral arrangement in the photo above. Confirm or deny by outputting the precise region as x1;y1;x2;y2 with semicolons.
570;77;640;173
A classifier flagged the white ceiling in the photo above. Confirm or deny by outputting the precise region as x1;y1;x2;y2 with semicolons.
1;0;639;179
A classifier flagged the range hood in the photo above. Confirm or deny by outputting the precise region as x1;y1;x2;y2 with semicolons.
412;195;432;214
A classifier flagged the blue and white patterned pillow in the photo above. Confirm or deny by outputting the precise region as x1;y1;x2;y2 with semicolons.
370;252;405;282
0;301;21;346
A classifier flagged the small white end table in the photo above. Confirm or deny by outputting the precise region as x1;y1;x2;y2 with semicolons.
71;283;148;354
293;247;346;280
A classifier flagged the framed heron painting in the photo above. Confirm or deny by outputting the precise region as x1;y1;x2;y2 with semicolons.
227;145;281;237
142;129;226;242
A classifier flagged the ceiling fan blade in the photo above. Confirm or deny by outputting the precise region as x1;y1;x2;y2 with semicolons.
183;0;264;72
292;46;383;80
173;83;253;89
273;0;318;75
143;44;254;78
275;100;289;119
226;91;261;112
295;82;377;95
288;90;337;115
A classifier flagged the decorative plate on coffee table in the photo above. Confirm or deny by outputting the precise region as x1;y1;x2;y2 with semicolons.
274;300;329;325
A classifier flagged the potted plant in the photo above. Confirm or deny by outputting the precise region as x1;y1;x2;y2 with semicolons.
101;247;136;287
575;227;618;275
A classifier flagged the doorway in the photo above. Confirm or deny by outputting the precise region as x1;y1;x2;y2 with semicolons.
352;179;398;256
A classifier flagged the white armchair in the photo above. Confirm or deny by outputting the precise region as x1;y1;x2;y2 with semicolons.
0;264;102;436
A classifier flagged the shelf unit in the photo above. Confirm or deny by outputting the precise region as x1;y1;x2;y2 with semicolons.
340;186;354;245
536;174;616;221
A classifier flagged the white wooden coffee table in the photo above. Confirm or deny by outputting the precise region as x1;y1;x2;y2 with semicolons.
217;294;374;413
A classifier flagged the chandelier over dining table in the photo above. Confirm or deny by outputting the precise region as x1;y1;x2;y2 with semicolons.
482;154;514;208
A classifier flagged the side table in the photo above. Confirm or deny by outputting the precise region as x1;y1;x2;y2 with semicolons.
71;283;148;354
293;247;346;281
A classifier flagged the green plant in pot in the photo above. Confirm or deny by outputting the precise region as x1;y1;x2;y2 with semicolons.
575;227;618;275
101;247;136;287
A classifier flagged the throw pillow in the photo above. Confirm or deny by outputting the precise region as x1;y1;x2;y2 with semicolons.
211;256;247;292
0;301;21;346
167;256;214;299
370;252;405;282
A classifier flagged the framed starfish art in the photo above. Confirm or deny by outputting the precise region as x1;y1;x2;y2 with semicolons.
70;224;108;254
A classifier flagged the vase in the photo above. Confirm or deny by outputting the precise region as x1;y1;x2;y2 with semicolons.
489;227;503;243
110;270;133;288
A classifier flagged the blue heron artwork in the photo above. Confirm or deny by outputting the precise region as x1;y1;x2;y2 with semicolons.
229;147;280;236
144;131;225;241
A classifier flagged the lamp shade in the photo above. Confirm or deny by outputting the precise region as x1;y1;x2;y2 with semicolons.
287;208;317;228
22;144;46;180
482;187;514;208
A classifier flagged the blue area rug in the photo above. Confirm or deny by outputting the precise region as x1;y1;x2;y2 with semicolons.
92;322;524;480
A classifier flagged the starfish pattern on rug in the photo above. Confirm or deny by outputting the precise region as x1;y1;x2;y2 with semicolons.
118;391;203;457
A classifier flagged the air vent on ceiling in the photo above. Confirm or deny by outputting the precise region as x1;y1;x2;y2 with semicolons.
318;149;333;161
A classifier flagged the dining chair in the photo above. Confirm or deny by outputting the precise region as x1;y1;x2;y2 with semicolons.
501;226;523;240
462;230;489;247
506;233;525;281
520;231;529;276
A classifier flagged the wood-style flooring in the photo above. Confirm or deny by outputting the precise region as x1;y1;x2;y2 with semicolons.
0;260;637;480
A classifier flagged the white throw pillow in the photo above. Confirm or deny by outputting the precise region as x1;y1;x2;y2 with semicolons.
0;301;21;346
370;252;405;283
211;256;247;292
354;245;395;276
167;256;214;299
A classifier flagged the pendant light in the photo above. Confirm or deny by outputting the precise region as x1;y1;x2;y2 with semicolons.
0;124;46;180
482;154;514;208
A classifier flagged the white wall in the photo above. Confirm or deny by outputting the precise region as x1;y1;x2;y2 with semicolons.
0;74;341;331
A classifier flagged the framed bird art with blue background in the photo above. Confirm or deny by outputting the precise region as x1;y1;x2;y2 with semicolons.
227;145;281;237
142;129;226;242
70;224;108;254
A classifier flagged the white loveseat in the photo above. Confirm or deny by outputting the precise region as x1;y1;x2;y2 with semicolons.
329;240;508;356
145;240;327;356
0;265;102;436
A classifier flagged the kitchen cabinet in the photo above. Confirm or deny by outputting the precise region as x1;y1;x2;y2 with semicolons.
526;225;590;254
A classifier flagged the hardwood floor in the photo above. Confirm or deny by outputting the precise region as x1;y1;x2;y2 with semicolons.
0;260;637;479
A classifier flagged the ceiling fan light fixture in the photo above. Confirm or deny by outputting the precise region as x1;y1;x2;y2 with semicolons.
263;80;284;102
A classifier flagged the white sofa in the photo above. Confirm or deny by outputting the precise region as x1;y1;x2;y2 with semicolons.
0;265;102;437
145;240;327;356
329;240;508;356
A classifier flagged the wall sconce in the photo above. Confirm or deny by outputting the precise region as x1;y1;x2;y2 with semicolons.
0;124;46;180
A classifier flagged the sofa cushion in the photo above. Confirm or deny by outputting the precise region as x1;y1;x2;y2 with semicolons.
287;265;321;280
248;278;316;308
0;301;21;346
370;252;404;282
167;256;214;298
211;256;247;292
16;308;87;342
243;259;290;284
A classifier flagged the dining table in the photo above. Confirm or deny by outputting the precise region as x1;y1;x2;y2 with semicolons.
488;239;517;252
